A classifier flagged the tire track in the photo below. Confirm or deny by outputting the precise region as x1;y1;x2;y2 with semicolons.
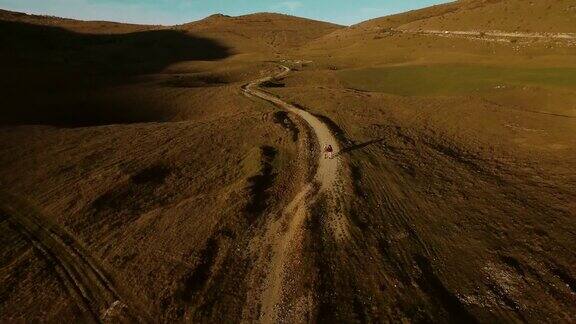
0;191;141;323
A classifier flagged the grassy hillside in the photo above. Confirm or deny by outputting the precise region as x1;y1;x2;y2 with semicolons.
0;9;340;125
181;13;342;53
1;3;575;323
399;0;576;33
302;0;576;69
348;0;576;33
276;1;576;321
0;8;309;322
0;18;231;125
339;65;576;96
355;1;465;30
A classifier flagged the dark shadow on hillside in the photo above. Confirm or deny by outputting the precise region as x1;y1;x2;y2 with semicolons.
338;139;384;156
0;20;232;126
261;80;285;88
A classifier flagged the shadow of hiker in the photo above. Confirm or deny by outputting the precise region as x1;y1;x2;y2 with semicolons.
337;138;385;156
0;20;232;126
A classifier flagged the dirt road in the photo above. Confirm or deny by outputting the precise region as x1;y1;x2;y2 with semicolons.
402;29;576;41
244;66;340;189
243;66;345;322
0;191;139;323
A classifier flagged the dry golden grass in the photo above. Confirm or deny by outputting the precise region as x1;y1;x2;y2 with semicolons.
0;9;325;321
1;2;576;322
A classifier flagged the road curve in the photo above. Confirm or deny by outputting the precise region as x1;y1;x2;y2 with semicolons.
243;65;340;190
243;65;343;323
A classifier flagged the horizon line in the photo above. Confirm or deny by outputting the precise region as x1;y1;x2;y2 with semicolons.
0;3;450;28
1;7;355;26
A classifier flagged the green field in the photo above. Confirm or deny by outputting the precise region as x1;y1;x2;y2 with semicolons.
338;65;576;96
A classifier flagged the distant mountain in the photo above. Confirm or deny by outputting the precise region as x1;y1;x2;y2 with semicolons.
180;12;343;52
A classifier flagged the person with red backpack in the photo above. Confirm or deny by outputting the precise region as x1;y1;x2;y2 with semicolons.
324;144;334;159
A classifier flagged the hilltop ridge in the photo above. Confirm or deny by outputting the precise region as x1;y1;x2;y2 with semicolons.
355;0;576;33
0;9;342;52
180;12;342;51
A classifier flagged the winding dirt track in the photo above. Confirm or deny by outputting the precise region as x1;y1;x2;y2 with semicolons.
415;29;576;40
243;65;344;322
0;191;138;323
244;65;340;189
0;65;343;323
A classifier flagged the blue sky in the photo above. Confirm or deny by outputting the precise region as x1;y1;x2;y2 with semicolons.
0;0;451;26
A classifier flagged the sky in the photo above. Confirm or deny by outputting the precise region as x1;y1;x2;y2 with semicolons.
0;0;452;26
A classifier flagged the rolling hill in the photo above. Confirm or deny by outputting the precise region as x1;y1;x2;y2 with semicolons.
303;0;576;68
180;12;342;53
0;9;337;322
1;2;575;323
268;1;576;322
351;0;576;33
396;0;576;33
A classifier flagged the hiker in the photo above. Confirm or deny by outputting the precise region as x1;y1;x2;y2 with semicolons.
324;144;334;159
